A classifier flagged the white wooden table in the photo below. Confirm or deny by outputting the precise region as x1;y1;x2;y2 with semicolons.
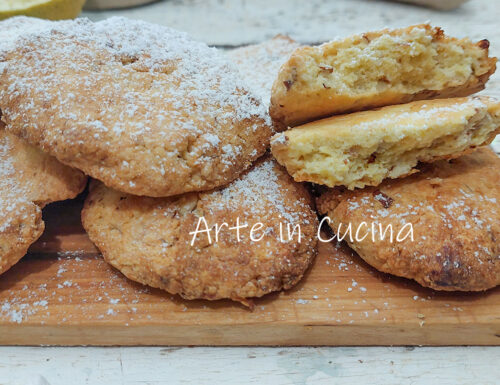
2;346;499;385
1;0;499;384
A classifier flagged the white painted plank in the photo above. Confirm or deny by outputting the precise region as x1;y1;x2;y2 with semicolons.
0;346;499;385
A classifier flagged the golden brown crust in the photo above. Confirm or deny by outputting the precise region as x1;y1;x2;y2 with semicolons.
0;123;87;207
0;121;87;275
0;200;44;275
270;24;497;128
82;157;318;304
317;147;500;291
0;17;272;197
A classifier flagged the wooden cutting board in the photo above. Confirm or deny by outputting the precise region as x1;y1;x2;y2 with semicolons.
0;194;498;346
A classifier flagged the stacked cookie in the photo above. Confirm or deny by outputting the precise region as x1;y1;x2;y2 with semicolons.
0;17;318;306
270;25;500;291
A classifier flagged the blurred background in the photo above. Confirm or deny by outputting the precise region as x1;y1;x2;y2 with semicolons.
84;0;492;48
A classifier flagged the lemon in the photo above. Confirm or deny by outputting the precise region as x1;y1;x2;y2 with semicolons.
0;0;86;21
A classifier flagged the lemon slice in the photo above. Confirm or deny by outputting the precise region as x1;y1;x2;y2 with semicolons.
0;0;85;21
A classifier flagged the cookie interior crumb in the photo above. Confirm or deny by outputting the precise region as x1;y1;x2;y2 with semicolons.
271;97;500;189
271;24;496;127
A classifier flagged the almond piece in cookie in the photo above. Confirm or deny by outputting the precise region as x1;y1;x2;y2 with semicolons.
271;97;500;190
270;24;496;128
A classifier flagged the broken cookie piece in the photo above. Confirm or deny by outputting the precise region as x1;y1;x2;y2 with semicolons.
271;97;500;190
270;24;496;128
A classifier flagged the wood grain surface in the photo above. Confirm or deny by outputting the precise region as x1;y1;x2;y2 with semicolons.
0;193;498;346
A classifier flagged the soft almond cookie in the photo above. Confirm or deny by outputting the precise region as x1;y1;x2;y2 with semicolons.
0;122;87;275
227;35;300;110
271;97;500;190
0;194;43;276
270;24;496;128
0;17;272;197
317;147;500;291
82;157;318;306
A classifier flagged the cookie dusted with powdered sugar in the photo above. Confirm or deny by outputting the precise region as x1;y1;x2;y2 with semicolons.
0;193;43;276
227;35;300;110
82;157;318;306
0;122;87;275
317;147;500;291
0;17;272;197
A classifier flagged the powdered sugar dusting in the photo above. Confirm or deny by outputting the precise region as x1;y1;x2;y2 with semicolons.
349;97;487;134
329;149;500;278
0;132;31;233
2;16;268;124
210;158;309;225
0;17;51;55
0;17;271;195
227;36;300;107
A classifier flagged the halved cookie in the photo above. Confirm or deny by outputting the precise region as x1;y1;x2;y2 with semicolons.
316;147;500;291
271;97;500;189
82;157;318;306
270;24;496;127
